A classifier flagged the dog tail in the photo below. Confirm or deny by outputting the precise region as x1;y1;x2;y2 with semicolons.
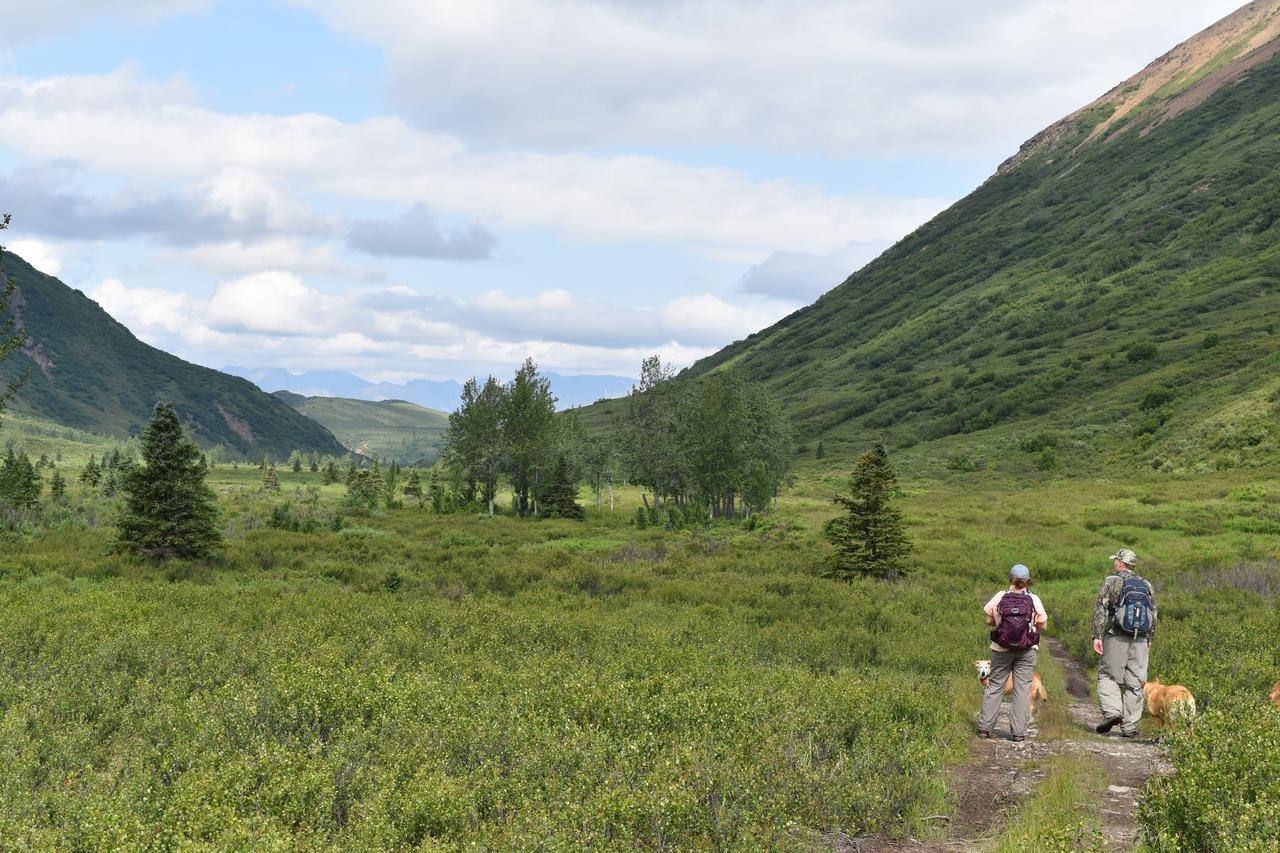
1035;680;1049;703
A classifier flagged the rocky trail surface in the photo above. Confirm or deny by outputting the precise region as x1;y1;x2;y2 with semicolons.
843;638;1170;852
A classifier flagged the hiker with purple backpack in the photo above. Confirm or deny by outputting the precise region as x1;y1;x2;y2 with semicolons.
977;564;1048;742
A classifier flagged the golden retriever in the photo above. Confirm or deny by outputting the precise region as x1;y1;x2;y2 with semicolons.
1141;679;1197;731
974;659;1048;714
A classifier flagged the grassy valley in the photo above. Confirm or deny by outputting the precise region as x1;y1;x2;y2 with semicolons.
275;392;450;465
0;455;1275;846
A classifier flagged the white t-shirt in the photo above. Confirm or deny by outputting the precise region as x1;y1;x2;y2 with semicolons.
984;588;1048;652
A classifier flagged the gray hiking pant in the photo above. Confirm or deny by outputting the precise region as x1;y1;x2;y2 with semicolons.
978;647;1038;738
1098;634;1149;734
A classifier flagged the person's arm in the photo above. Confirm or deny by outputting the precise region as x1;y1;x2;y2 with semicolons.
984;592;1002;626
1032;595;1048;631
1091;577;1114;654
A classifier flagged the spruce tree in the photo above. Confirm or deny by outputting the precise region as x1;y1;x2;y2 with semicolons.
0;447;40;507
49;470;66;501
80;455;102;488
114;402;221;559
403;470;424;507
823;443;912;581
816;439;825;460
540;454;585;520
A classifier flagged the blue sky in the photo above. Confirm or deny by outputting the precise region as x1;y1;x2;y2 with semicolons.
0;0;1244;382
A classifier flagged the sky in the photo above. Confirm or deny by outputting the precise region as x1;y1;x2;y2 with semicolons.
0;0;1245;383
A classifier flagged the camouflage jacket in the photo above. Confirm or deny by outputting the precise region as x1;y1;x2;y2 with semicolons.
1091;572;1157;640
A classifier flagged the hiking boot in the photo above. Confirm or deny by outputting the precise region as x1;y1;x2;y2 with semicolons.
1010;735;1026;743
1096;715;1123;734
976;730;991;739
1119;730;1139;739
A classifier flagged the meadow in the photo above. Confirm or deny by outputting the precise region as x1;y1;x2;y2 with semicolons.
0;444;1277;848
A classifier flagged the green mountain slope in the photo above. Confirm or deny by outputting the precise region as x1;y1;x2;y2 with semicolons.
677;2;1280;472
275;393;449;466
0;252;346;460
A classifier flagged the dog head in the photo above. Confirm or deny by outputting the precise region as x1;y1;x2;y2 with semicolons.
1139;678;1162;697
973;659;992;686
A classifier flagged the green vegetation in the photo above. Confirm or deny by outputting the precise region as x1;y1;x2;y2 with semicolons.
823;443;912;580
620;357;793;519
277;392;448;466
0;250;345;460
987;753;1106;852
0;430;1276;846
114;402;221;560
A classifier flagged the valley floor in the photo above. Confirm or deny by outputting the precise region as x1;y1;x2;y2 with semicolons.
0;460;1276;847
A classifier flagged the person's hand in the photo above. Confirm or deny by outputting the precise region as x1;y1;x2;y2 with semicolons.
1093;638;1104;655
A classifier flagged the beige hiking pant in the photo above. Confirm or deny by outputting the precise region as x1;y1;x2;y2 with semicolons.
1098;634;1149;734
978;647;1038;738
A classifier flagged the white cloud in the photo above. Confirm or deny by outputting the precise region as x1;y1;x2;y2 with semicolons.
180;239;348;276
87;275;797;378
738;240;891;300
5;238;63;275
0;68;944;254
205;271;333;336
297;0;1244;155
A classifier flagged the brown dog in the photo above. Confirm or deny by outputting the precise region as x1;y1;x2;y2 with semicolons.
1270;681;1280;709
974;660;1048;714
1141;679;1197;731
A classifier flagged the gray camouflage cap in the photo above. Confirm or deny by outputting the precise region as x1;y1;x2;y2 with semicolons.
1109;548;1138;565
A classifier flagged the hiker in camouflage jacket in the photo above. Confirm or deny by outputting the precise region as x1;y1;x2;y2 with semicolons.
1091;548;1157;737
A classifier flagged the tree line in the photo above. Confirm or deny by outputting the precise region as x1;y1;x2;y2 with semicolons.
441;356;793;522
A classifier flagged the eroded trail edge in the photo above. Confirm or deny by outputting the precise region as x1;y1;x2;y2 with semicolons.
847;638;1171;852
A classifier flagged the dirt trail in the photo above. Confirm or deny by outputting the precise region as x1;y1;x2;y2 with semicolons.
843;638;1170;852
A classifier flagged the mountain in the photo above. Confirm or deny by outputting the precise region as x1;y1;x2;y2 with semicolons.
273;393;449;466
667;1;1280;472
0;252;347;460
229;366;636;412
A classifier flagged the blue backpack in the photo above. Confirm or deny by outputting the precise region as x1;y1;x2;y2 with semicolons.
1114;575;1155;638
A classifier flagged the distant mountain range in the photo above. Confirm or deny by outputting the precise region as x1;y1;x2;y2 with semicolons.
228;366;637;412
274;392;449;466
0;252;346;460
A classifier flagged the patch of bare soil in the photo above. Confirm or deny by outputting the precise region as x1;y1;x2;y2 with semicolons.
837;639;1170;852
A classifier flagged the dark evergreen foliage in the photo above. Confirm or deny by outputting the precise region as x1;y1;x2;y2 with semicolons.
0;446;41;507
114;402;221;560
540;454;585;520
823;444;912;581
79;455;102;487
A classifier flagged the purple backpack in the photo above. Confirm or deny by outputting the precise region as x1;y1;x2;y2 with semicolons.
992;591;1037;650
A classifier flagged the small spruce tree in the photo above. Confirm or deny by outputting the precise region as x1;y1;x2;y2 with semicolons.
540;454;585;520
0;447;41;507
815;439;826;460
403;470;424;507
49;469;66;501
823;444;912;581
80;455;102;488
114;402;221;559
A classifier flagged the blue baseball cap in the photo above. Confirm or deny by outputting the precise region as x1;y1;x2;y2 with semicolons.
1009;564;1031;580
